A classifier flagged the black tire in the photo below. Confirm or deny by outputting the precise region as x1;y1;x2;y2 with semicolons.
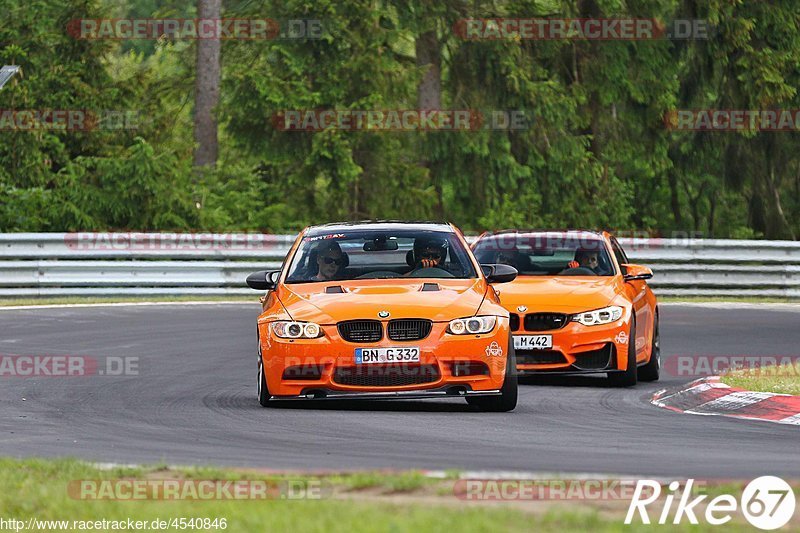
466;340;518;412
257;345;272;407
638;312;660;382
608;320;637;387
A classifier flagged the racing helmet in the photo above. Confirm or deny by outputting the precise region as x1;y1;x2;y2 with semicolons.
410;236;449;265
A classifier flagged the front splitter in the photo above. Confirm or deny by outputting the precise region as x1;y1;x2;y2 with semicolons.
273;386;502;401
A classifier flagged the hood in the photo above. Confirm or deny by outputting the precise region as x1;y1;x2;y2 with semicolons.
277;278;487;324
495;276;623;313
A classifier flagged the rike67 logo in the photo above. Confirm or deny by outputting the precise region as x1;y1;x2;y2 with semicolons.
625;476;796;530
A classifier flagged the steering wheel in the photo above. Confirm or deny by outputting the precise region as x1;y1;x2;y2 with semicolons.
356;271;401;279
408;266;455;278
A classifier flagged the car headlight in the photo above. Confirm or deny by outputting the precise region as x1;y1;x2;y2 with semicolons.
271;321;323;339
572;306;623;326
447;316;497;335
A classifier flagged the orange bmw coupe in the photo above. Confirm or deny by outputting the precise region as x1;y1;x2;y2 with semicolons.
472;230;659;386
246;222;519;410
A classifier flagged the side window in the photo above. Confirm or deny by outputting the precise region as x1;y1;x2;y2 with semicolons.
610;238;628;270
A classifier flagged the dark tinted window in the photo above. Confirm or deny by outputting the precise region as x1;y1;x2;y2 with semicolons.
286;229;477;283
473;233;615;276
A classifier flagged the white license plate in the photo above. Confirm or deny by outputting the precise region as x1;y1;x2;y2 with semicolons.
355;347;420;364
513;335;553;350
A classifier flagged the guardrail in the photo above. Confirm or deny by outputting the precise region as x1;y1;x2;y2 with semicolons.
0;233;798;298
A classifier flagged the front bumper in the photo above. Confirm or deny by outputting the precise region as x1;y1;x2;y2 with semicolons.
513;315;631;375
272;386;502;401
259;319;510;397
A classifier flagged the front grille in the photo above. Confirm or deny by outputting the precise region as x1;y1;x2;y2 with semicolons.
509;313;520;332
524;313;569;331
572;344;614;370
333;365;440;387
387;319;432;341
516;350;568;365
338;320;383;343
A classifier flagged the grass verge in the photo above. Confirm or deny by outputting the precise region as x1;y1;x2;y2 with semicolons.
0;458;786;532
721;362;800;395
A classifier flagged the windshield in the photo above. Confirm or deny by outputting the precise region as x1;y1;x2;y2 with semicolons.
285;229;478;283
473;234;615;276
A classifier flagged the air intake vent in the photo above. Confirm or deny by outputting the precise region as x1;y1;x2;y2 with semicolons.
516;350;568;365
421;283;440;291
325;285;345;293
387;319;433;341
572;344;614;370
337;320;383;343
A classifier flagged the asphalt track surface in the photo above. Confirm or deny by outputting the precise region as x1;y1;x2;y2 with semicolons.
1;303;799;478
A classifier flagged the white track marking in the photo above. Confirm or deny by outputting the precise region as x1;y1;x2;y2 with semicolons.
689;391;775;412
778;414;800;425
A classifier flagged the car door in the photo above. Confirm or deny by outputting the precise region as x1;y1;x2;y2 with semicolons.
610;237;651;361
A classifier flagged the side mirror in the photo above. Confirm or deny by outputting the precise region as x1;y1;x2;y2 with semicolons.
246;270;280;290
481;263;518;284
621;264;653;282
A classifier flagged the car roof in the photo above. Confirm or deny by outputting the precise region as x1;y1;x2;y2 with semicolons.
305;220;455;236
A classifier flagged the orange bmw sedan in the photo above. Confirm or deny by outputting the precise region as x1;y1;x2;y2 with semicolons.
472;230;659;386
246;222;519;410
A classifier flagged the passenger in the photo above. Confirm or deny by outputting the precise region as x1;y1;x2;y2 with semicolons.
311;241;347;281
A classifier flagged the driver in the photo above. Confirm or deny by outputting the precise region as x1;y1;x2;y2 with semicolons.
568;250;600;272
408;237;448;272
